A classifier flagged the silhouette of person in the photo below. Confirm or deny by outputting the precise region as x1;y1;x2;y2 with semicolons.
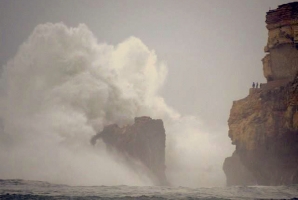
252;82;255;88
256;82;258;88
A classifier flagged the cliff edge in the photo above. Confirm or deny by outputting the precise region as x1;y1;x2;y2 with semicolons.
223;2;298;186
91;116;168;185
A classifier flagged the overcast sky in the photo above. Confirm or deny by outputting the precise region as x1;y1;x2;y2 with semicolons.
0;0;294;133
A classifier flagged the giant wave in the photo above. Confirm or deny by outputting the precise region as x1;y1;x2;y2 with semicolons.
0;23;232;187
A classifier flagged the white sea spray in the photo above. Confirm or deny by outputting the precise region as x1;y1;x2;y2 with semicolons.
0;23;233;187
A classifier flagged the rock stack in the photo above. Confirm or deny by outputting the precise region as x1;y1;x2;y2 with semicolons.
91;116;168;185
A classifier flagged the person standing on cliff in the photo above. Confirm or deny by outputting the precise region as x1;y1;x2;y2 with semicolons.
256;82;258;88
252;82;255;88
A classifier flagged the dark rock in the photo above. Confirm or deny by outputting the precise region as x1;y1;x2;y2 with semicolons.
223;151;256;186
91;116;168;185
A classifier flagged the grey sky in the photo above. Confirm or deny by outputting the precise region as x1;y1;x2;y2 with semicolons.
0;0;294;132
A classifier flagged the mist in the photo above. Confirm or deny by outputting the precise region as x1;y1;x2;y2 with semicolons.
0;23;233;187
1;0;294;188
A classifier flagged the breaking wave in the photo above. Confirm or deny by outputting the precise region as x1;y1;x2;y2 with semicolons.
0;23;232;187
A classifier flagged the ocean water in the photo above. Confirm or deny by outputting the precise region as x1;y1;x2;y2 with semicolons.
1;23;295;200
1;179;298;200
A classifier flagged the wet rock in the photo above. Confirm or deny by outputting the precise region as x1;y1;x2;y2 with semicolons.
91;116;168;185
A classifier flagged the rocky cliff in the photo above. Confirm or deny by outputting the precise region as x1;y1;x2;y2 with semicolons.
223;2;298;186
91;116;168;185
263;2;298;81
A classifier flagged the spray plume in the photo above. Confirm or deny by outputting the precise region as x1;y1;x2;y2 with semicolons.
0;23;233;187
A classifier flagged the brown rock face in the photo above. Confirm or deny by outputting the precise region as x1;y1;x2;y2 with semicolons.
263;2;298;82
223;2;298;186
91;116;168;185
223;151;256;186
224;77;298;185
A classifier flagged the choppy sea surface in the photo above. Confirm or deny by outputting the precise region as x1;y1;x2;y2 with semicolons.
1;179;298;200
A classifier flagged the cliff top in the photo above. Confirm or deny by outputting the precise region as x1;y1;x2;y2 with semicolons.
266;2;298;26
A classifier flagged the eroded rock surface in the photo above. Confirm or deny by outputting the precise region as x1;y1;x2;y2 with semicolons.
224;2;298;186
223;151;256;186
224;76;298;185
91;116;168;185
263;2;298;82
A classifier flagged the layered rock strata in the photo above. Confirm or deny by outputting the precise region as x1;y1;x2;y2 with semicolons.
91;116;168;185
263;2;298;81
224;2;298;186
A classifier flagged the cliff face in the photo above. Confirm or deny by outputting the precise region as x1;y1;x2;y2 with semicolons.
263;2;298;82
91;116;168;185
224;78;298;185
224;2;298;186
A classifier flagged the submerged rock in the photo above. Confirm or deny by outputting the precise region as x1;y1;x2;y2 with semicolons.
91;116;168;185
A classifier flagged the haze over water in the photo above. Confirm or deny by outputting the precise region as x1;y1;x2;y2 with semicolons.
0;0;296;197
0;22;232;187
